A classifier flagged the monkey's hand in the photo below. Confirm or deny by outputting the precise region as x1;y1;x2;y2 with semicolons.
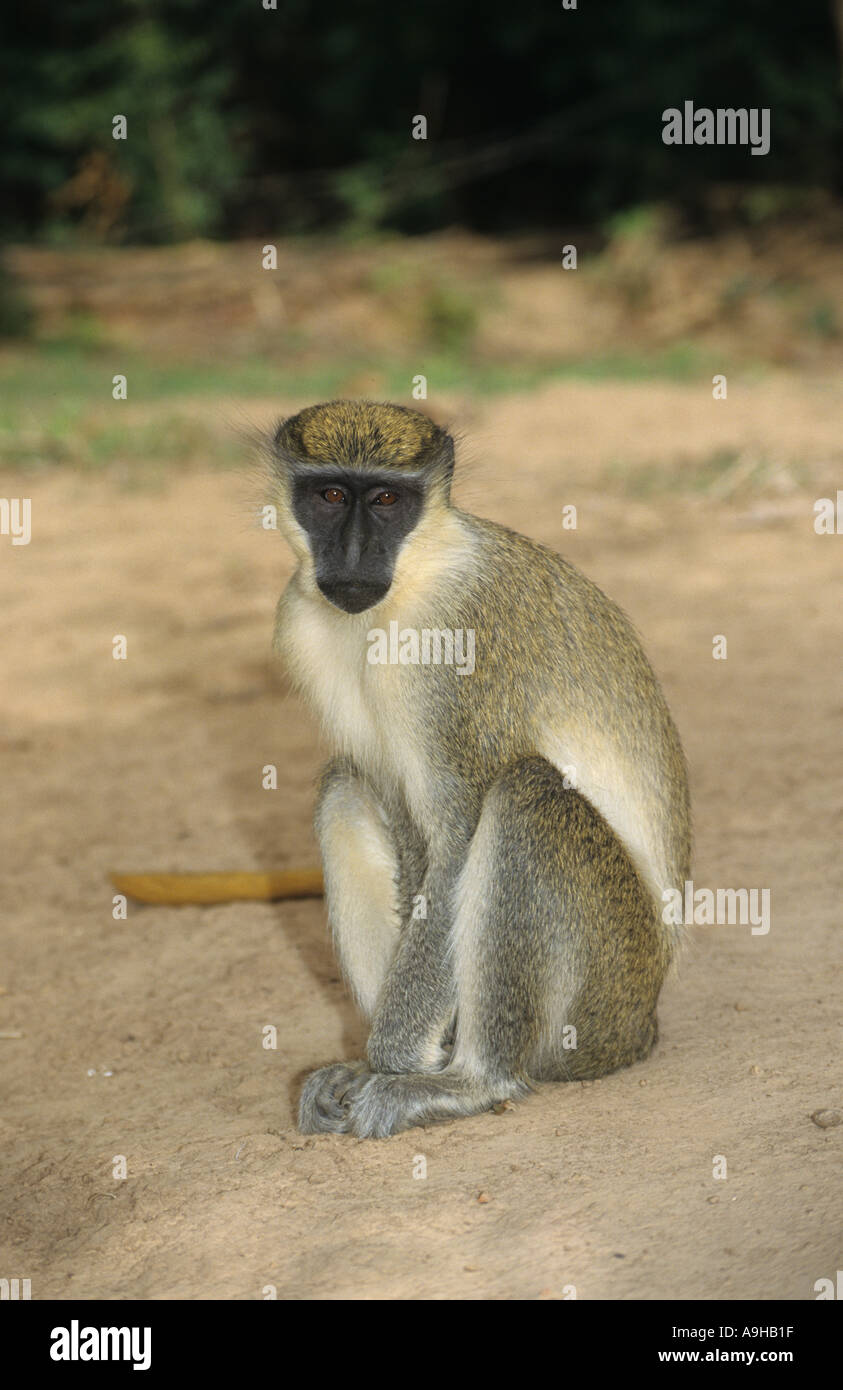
298;1060;370;1134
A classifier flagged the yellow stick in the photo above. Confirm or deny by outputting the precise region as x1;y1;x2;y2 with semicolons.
110;870;324;905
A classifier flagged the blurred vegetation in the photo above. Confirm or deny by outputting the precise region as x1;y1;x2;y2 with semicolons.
0;336;725;473
1;0;840;245
0;261;34;336
606;446;813;500
1;1;839;484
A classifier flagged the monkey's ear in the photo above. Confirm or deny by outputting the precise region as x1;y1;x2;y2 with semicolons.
269;416;307;480
436;431;455;487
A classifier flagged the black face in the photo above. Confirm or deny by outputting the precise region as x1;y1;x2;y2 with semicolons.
291;467;426;614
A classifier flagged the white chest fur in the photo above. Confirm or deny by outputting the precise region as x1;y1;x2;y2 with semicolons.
277;583;402;775
277;582;451;844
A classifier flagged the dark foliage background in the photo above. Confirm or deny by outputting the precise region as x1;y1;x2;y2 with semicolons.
2;0;841;243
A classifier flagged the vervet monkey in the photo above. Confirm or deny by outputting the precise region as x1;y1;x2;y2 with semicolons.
269;400;691;1138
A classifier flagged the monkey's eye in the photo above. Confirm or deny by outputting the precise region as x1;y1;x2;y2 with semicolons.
370;491;399;507
320;487;347;505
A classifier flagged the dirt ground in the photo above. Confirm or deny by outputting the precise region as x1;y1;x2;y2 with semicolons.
1;373;841;1301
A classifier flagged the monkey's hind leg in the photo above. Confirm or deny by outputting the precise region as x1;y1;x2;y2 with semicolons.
299;761;405;1134
313;760;403;1017
342;756;668;1138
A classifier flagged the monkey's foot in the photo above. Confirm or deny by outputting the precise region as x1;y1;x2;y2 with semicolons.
340;1068;528;1139
298;1061;370;1134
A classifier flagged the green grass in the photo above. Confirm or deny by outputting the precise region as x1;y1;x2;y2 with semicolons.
605;447;809;499
606;448;741;498
0;338;752;471
0;335;726;397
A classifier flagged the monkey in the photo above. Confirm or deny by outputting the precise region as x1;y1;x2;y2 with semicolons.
267;399;691;1138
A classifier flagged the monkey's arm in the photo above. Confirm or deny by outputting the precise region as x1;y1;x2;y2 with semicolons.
366;846;465;1074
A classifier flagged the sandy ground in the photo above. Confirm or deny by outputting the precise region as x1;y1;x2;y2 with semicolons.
1;375;841;1300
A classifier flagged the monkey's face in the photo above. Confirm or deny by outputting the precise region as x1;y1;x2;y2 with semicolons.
291;467;425;614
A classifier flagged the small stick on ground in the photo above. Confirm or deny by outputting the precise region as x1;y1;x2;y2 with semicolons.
110;870;323;905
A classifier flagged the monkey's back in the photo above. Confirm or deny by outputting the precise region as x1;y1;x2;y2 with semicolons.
415;512;691;923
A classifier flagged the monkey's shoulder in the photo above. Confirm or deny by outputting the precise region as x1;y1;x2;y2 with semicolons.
455;513;639;636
